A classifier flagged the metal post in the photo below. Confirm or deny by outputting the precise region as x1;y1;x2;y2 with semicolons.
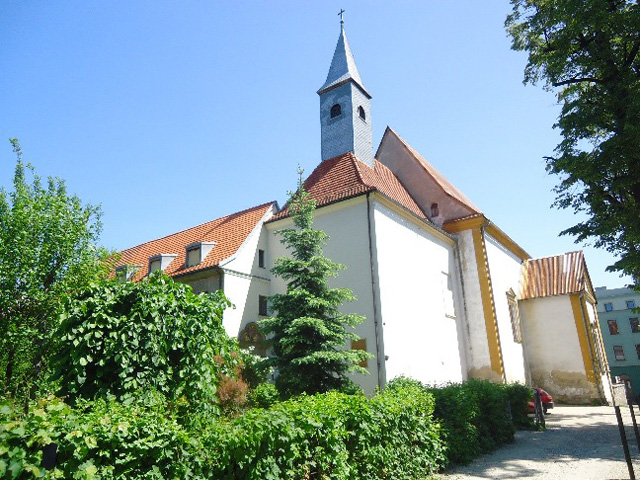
628;400;640;453
615;405;636;480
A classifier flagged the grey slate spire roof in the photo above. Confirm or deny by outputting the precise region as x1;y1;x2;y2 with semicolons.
317;25;371;98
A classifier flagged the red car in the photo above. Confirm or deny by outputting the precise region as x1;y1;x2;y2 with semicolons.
528;387;554;414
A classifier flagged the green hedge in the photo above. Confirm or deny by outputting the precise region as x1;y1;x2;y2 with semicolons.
1;383;445;479
203;384;446;479
387;377;530;467
0;379;530;478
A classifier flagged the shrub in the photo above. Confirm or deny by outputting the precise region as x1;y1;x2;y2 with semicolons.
388;377;522;467
51;273;234;416
247;383;280;409
205;384;445;479
0;393;209;479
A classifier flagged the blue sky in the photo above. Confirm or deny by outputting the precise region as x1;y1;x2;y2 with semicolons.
0;1;631;288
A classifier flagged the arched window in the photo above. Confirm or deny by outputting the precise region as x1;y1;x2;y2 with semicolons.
358;106;366;120
430;203;439;217
330;103;341;118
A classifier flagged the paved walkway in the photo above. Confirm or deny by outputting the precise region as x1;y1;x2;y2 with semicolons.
436;405;640;480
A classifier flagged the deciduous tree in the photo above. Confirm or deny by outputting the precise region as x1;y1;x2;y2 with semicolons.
506;0;640;280
0;139;110;401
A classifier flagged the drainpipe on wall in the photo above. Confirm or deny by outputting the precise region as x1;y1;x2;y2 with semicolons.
366;193;385;390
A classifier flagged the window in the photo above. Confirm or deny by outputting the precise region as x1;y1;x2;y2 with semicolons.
258;249;265;268
330;103;341;118
614;345;626;361
358;105;366;120
115;264;141;282
148;259;161;273
506;289;522;343
631;318;640;333
186;247;201;268
185;241;217;268
351;338;368;368
441;272;455;318
608;319;619;335
430;203;439;217
627;300;636;309
604;302;614;312
258;295;268;316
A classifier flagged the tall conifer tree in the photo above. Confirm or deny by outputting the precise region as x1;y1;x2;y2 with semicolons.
260;171;371;398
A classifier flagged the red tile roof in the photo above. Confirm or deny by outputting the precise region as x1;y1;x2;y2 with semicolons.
115;202;276;282
520;251;592;300
271;152;427;220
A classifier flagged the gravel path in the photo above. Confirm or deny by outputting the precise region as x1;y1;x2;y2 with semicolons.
436;405;640;480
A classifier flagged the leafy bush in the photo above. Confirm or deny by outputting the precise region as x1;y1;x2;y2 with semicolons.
247;383;280;409
51;273;234;416
0;393;209;479
207;385;445;479
506;383;534;430
388;377;524;467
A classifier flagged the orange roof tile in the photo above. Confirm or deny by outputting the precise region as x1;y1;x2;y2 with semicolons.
520;251;592;300
271;152;426;220
115;202;276;282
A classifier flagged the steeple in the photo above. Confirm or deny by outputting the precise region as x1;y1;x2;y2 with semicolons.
318;20;374;167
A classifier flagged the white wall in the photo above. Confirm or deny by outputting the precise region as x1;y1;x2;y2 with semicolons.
520;295;598;402
372;199;464;386
456;229;493;378
484;234;526;383
266;197;380;394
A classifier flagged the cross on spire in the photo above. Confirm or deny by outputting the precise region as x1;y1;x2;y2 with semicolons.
338;9;345;25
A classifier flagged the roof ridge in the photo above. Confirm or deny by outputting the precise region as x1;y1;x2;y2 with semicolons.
122;201;277;251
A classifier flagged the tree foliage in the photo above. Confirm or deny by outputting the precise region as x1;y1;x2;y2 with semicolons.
0;139;110;401
51;273;235;416
506;0;640;279
259;175;371;398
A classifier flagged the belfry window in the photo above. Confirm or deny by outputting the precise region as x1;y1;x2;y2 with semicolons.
330;103;341;118
358;106;366;120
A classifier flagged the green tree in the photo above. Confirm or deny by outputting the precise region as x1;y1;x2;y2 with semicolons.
51;272;235;416
506;0;640;280
260;173;371;398
0;139;110;401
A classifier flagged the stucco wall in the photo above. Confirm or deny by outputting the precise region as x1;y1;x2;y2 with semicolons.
484;234;526;383
519;295;598;403
456;229;494;379
266;197;379;394
372;199;464;386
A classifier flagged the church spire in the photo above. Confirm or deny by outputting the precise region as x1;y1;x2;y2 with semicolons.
318;17;374;167
317;23;370;99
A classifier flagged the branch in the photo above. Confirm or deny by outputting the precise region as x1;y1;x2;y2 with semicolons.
552;76;602;86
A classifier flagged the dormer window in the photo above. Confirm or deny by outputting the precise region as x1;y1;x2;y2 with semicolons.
358;105;366;120
116;264;141;282
148;253;178;274
185;241;217;268
330;103;341;118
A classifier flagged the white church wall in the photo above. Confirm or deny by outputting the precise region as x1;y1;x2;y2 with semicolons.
216;206;275;338
456;229;494;378
266;196;380;394
519;295;598;402
484;234;526;383
372;198;464;386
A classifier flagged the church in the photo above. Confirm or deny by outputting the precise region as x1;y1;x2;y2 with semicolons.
115;23;612;404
